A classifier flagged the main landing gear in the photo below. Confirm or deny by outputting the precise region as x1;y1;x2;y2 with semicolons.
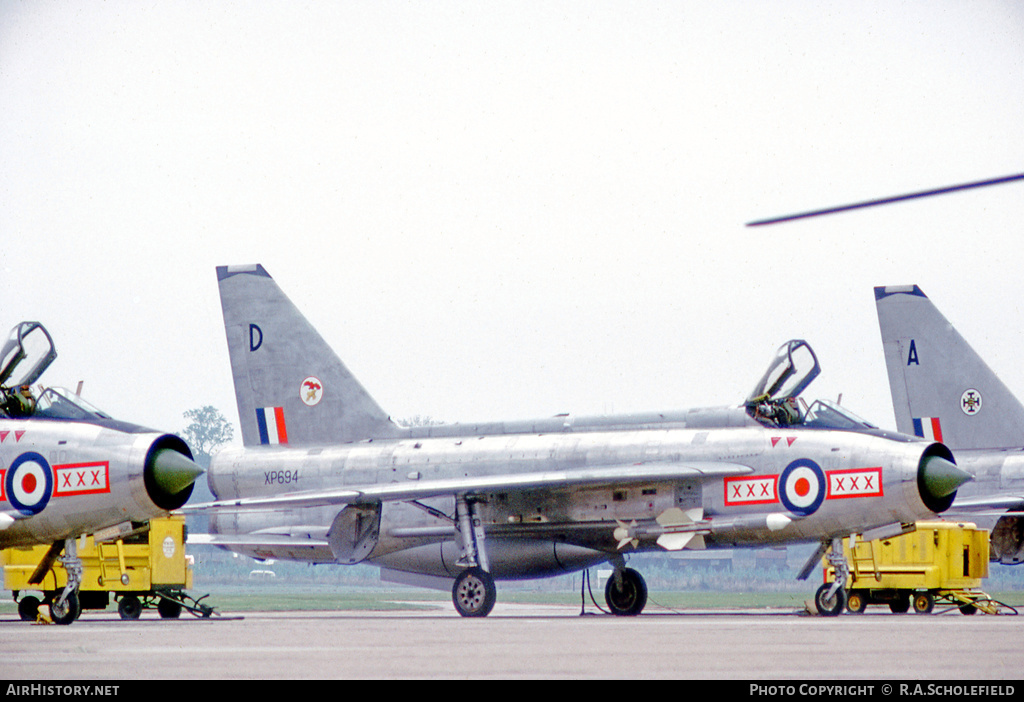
447;496;652;617
578;559;649;615
604;557;648;616
451;496;497;617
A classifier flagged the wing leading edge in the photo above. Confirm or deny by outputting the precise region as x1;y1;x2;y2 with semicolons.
183;460;753;513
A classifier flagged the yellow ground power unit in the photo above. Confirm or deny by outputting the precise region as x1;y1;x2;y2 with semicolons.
4;515;213;622
825;521;1008;615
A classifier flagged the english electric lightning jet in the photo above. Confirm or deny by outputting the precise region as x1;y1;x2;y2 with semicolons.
190;265;970;616
876;285;1024;564
0;321;204;623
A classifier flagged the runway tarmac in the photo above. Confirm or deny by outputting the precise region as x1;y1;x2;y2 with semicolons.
2;601;1023;679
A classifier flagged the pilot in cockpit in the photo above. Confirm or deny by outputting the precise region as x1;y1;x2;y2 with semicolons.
751;395;803;427
0;321;55;419
778;396;802;426
0;384;36;418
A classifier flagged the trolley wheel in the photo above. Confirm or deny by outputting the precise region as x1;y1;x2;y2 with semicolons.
50;589;81;625
605;567;648;616
815;583;846;617
912;592;934;614
18;595;41;622
846;590;867;614
959;603;978;615
889;593;911;614
157;597;183;619
118;594;142;620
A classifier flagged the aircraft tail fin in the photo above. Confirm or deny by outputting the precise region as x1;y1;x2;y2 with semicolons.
217;265;402;447
875;285;1024;449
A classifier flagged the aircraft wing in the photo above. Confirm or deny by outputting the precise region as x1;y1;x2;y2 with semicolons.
182;460;752;513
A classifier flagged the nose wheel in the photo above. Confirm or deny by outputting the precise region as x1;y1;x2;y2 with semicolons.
814;582;847;616
815;536;850;617
49;537;84;625
49;588;81;625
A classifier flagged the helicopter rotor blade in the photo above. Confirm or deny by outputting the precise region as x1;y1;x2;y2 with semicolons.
747;172;1024;227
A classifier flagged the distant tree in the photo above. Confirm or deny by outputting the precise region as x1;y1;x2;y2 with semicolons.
181;405;234;467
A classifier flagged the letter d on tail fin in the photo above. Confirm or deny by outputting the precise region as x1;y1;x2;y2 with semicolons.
217;265;401;447
875;285;1024;450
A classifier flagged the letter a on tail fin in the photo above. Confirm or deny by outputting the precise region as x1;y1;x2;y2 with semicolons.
875;285;1024;450
217;265;401;447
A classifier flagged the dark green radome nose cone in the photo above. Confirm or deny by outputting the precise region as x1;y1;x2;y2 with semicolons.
149;448;204;496
920;455;973;499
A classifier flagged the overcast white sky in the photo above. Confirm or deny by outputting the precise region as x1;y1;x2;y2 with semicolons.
2;1;1023;444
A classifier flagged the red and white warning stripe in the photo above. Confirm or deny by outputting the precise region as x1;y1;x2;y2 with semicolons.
54;461;111;497
724;476;778;505
827;467;883;499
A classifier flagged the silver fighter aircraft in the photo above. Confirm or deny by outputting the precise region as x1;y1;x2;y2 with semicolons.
190;265;971;616
876;285;1024;565
0;321;204;623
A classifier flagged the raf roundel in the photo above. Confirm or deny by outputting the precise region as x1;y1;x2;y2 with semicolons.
778;458;826;516
6;452;54;516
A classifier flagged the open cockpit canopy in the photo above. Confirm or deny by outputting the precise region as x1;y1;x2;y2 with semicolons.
0;321;112;421
745;340;879;431
746;340;820;427
0;322;56;390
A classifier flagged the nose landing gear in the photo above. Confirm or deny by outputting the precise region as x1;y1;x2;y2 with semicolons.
814;536;850;617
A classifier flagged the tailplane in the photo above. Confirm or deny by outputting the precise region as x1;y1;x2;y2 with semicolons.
875;285;1024;449
217;265;401;447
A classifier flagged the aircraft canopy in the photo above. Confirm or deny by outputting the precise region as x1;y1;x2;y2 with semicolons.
0;321;56;390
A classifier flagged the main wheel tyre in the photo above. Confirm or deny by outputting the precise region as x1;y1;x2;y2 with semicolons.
50;590;81;625
846;590;867;614
118;594;142;620
912;592;934;614
18;595;41;622
452;567;496;617
815;583;846;617
605;567;648;616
